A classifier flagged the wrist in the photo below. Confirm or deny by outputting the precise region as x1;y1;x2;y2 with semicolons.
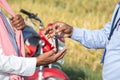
68;26;73;38
36;56;41;67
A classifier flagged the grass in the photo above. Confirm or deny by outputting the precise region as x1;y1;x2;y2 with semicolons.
7;0;118;80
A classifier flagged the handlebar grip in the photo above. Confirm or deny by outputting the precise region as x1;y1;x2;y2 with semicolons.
20;9;32;16
20;9;43;26
20;9;37;19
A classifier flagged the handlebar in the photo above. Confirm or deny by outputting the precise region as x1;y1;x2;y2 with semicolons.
20;9;43;27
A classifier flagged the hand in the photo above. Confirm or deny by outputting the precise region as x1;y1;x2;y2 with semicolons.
45;21;73;38
36;48;67;66
10;14;26;30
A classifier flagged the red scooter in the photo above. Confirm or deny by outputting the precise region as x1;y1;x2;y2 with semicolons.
20;9;69;80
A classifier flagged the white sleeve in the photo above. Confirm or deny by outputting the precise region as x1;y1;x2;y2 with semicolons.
0;46;36;76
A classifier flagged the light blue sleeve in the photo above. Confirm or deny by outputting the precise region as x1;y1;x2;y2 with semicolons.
71;22;111;49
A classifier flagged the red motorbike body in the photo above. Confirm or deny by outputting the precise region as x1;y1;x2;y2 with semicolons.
27;68;69;80
43;68;69;80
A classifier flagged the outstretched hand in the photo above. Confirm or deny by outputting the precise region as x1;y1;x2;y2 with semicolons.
36;48;67;66
45;21;73;38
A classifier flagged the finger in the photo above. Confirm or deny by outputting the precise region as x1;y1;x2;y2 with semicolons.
11;15;21;23
16;21;24;26
16;26;25;30
56;26;66;33
59;32;70;38
57;31;65;37
14;14;22;20
64;34;70;38
56;31;67;38
45;22;60;35
9;16;13;20
45;48;57;56
16;24;26;30
11;17;24;26
52;22;64;30
44;27;53;35
57;50;67;60
52;22;60;31
12;20;25;29
54;48;67;59
47;31;57;39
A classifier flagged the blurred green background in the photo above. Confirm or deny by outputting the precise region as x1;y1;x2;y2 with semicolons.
6;0;119;80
